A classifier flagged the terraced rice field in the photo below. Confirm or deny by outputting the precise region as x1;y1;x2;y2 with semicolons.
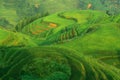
1;10;120;80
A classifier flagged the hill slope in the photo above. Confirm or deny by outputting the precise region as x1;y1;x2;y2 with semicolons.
0;47;120;80
0;28;37;46
0;10;120;80
18;10;120;69
0;0;120;28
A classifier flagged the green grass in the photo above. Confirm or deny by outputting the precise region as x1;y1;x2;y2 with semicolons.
0;3;18;26
22;12;76;36
0;28;37;46
1;10;120;80
19;10;120;70
0;47;120;80
43;13;76;33
57;23;120;51
21;10;109;38
61;10;108;23
0;29;9;40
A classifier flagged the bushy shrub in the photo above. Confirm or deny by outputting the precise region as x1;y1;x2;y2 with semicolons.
21;48;71;80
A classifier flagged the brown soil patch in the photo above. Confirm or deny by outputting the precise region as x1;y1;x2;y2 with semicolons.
49;23;57;28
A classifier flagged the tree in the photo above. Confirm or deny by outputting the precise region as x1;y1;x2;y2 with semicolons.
0;18;12;28
71;27;78;38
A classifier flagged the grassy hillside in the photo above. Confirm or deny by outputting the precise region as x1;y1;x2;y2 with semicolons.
20;10;120;71
20;10;109;44
0;10;120;80
0;47;120;80
0;28;37;46
0;0;120;29
40;10;120;69
0;1;18;27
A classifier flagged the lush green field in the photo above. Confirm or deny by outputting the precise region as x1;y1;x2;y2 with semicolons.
0;10;120;80
0;47;120;80
0;28;37;46
1;0;120;29
0;1;18;26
